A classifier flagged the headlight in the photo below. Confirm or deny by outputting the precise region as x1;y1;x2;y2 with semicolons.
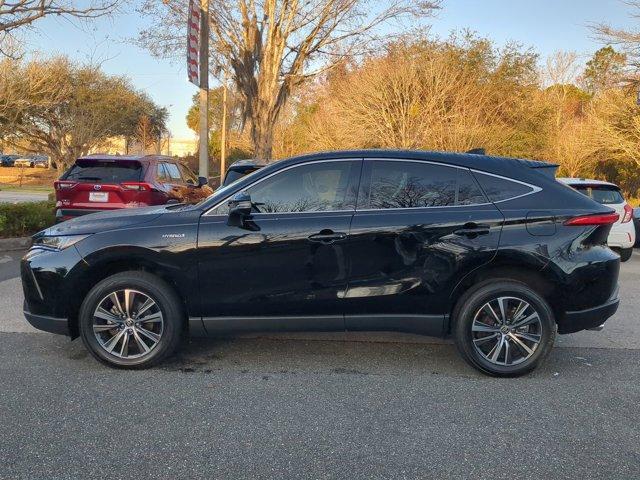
31;234;89;251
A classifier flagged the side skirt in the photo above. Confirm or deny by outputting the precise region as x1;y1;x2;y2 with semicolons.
190;314;449;338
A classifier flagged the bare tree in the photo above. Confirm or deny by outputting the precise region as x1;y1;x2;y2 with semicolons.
138;0;440;160
544;50;580;87
591;0;640;86
0;0;121;56
136;114;153;154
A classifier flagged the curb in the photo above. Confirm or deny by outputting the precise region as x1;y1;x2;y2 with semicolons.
0;236;32;252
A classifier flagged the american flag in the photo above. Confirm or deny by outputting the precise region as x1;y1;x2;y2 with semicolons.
187;0;200;86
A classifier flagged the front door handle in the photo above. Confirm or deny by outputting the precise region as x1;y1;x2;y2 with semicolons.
453;223;491;237
308;229;347;244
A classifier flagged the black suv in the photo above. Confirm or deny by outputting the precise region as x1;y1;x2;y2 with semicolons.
21;150;621;376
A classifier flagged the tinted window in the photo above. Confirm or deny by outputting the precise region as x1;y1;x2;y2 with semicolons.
572;185;624;205
457;169;487;205
474;172;535;202
365;161;484;209
246;161;356;213
164;163;182;180
157;163;169;182
65;160;143;183
223;167;261;186
179;164;198;184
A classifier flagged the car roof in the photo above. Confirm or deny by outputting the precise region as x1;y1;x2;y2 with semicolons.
273;149;558;179
557;177;619;188
77;154;177;163
229;158;267;168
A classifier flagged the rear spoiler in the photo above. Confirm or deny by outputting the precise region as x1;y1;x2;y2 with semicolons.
465;148;559;179
516;159;559;179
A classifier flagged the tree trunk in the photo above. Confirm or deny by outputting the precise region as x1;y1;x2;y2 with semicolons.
251;117;275;161
55;157;67;176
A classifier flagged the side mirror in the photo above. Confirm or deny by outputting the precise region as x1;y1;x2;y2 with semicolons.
227;192;253;228
197;176;208;188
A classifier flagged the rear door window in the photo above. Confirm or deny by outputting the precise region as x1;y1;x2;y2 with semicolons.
156;163;170;182
64;160;143;183
361;160;486;209
572;185;624;204
164;163;183;182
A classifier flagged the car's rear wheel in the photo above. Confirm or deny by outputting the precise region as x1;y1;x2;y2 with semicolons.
617;247;633;262
79;271;183;369
453;280;556;377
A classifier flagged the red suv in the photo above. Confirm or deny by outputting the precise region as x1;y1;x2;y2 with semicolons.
54;155;206;221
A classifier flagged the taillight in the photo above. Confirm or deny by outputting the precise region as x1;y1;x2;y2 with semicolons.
54;180;76;190
121;182;154;191
621;203;633;223
564;213;620;226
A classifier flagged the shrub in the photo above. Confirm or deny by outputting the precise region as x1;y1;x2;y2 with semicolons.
0;201;56;238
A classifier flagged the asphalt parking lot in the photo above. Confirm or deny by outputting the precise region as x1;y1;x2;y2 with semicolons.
0;190;49;203
0;251;639;479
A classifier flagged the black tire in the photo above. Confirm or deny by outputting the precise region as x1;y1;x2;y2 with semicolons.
79;271;183;369
453;280;556;377
618;248;633;262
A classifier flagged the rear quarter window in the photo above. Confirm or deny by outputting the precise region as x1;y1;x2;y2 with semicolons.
65;160;143;183
473;172;536;202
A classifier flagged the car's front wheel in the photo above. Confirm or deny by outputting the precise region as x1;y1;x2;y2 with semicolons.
453;280;556;377
79;271;183;368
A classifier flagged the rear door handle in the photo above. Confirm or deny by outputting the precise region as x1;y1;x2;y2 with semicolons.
308;229;347;244
454;223;491;237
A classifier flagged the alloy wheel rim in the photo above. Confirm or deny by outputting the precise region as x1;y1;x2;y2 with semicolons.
471;296;542;366
92;289;164;359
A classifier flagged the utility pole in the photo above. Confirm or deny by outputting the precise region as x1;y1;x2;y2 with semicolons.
198;0;209;179
220;68;228;179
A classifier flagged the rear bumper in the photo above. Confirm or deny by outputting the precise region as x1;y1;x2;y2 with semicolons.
56;208;104;221
557;291;620;334
608;224;635;249
23;302;69;336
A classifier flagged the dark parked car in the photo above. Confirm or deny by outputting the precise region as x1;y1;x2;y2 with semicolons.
221;158;265;187
22;150;621;376
54;154;207;222
0;154;20;167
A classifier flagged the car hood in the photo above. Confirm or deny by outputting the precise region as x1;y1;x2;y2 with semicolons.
43;206;172;236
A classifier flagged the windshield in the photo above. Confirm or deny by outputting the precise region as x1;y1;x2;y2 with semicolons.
573;185;624;205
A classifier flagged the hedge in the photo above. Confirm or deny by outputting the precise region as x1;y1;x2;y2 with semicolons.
0;201;56;238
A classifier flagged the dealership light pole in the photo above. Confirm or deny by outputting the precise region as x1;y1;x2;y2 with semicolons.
220;68;228;178
197;0;209;179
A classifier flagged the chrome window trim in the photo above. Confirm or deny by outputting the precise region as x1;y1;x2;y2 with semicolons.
204;158;359;216
204;157;543;216
356;203;493;212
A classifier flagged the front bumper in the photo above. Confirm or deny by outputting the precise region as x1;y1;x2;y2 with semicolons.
23;301;69;335
557;290;620;334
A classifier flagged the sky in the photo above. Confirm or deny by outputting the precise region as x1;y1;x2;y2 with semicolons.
23;0;638;139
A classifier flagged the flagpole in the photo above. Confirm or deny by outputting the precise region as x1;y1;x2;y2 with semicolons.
198;0;209;180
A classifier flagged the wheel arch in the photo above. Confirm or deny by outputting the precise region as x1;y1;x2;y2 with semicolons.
448;256;562;333
66;247;191;338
